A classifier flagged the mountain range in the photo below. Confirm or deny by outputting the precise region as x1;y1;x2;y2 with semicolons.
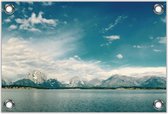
2;71;166;89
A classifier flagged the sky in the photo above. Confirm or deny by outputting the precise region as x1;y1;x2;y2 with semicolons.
2;2;167;82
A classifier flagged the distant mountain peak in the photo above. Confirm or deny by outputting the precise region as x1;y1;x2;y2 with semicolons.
69;76;88;87
2;73;166;89
27;70;47;84
88;78;102;86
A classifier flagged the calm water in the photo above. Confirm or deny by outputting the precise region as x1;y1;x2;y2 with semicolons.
1;89;166;112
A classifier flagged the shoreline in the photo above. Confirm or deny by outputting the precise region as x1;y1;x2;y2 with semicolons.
1;86;166;90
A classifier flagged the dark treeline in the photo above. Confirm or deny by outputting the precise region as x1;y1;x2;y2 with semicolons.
2;85;166;90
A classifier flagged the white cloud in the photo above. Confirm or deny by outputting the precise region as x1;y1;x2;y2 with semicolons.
104;35;120;41
42;2;53;6
30;12;56;25
105;16;127;31
27;2;34;5
2;37;166;82
153;49;161;52
16;2;33;5
4;15;15;23
2;31;82;81
15;12;58;32
133;45;155;49
4;18;11;23
133;45;144;49
109;67;166;78
157;36;166;44
8;25;17;30
28;28;41;32
101;35;120;47
116;54;123;59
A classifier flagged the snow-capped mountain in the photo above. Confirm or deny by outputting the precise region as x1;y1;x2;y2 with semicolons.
11;78;62;89
27;70;47;84
39;79;63;89
88;78;102;86
1;71;166;89
2;70;62;89
13;79;37;87
139;76;166;88
100;75;166;88
1;78;12;86
101;75;139;88
68;76;88;87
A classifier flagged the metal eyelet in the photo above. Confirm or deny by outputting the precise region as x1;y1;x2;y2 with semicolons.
4;99;15;109
153;99;164;110
153;4;164;15
4;4;15;15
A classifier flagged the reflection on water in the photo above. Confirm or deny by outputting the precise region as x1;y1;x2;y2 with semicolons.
1;89;166;112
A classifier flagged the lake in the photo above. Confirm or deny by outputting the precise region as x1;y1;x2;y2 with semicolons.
1;89;166;112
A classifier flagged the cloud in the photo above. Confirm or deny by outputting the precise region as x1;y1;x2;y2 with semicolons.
2;37;166;82
153;49;161;52
157;36;166;44
101;35;120;47
4;15;15;23
104;35;120;42
116;54;123;59
133;45;154;49
28;2;34;4
2;31;82;81
105;16;127;31
42;2;53;6
8;25;17;30
15;12;58;32
133;45;144;49
4;18;11;23
16;2;33;5
109;67;166;78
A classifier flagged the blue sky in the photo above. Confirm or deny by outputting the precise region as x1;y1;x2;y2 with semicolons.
2;2;166;81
